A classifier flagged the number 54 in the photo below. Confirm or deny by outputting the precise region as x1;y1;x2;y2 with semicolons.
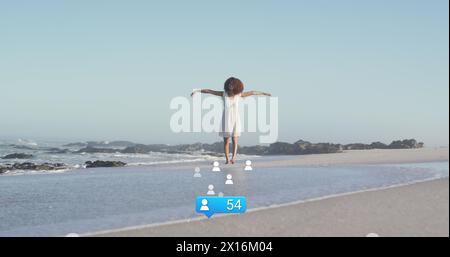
226;199;242;210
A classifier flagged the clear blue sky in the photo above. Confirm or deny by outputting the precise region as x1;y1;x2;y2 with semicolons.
0;0;448;146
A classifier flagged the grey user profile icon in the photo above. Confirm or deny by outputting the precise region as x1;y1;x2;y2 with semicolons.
65;233;80;237
193;167;202;178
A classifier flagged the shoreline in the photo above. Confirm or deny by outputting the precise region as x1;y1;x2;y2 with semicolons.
97;147;450;172
90;177;449;237
1;147;448;176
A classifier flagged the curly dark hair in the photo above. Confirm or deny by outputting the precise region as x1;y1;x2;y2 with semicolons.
224;77;244;96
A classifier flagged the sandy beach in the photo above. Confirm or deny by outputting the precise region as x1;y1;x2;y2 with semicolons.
93;178;448;237
254;147;449;168
91;148;449;237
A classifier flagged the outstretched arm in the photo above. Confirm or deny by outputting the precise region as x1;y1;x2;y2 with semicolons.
191;89;223;97
241;90;272;97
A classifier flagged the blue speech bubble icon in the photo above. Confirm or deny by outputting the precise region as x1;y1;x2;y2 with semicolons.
196;196;247;218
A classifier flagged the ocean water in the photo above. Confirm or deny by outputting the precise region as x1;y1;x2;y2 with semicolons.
0;159;447;236
0;139;229;175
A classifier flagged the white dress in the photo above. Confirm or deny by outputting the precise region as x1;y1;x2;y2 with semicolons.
220;92;241;138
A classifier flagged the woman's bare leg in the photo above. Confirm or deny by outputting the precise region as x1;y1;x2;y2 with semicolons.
224;137;230;164
231;137;238;164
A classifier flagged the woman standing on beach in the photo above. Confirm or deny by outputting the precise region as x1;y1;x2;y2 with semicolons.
191;77;271;164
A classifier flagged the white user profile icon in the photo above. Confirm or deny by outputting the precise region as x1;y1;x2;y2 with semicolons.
225;174;233;185
244;160;252;171
200;199;209;211
212;161;220;172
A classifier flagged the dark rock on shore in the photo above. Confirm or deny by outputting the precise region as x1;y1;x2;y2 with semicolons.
10;144;36;150
343;143;373;150
86;141;137;148
238;140;344;155
239;145;269;155
100;141;136;148
76;147;121;154
45;148;70;154
118;138;424;156
267;142;299;155
63;142;88;147
197;142;224;153
120;140;345;156
0;162;67;174
227;138;422;155
0;166;8;174
369;142;388;149
121;144;168;154
121;142;225;155
121;144;150;153
343;139;423;150
12;162;66;170
296;141;344;154
265;141;344;155
2;153;33;159
388;139;423;149
85;160;126;168
65;141;137;148
67;138;424;157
